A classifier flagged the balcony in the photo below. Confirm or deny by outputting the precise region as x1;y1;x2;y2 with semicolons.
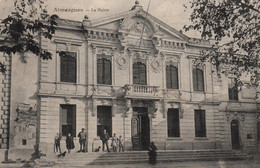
124;84;161;99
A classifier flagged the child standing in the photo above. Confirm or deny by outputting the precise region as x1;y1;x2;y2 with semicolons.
118;135;124;152
111;133;118;152
66;133;75;153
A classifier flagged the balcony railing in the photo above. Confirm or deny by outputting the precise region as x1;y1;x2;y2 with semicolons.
124;84;161;98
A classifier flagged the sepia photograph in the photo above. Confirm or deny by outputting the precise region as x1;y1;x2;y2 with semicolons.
0;0;259;167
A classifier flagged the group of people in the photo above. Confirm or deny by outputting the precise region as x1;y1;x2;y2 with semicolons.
54;128;124;154
54;132;75;154
100;129;124;152
54;128;157;164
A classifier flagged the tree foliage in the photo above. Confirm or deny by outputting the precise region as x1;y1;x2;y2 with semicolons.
0;0;58;73
185;0;259;86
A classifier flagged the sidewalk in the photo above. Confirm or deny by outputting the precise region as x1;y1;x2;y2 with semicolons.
1;154;259;168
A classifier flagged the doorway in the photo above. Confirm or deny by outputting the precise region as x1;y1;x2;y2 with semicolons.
131;107;150;150
231;119;240;150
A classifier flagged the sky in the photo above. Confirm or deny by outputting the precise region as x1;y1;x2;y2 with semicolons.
0;0;200;38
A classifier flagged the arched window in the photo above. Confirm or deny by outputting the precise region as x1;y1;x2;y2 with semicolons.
166;65;179;89
60;52;77;83
97;58;112;85
192;68;204;91
133;62;147;85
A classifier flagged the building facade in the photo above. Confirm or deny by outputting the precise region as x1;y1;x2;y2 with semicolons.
0;2;260;160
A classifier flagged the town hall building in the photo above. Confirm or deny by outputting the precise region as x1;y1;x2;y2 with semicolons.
0;1;259;160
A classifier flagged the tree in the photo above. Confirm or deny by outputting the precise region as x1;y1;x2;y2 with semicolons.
185;0;259;86
0;0;58;73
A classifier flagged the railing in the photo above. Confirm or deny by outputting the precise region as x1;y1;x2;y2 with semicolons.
132;85;158;93
124;84;161;98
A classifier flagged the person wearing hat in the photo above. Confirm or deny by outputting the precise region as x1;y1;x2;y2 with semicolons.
78;128;87;152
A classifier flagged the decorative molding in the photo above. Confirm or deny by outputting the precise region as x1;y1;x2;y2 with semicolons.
97;48;113;56
116;51;128;70
150;58;161;73
257;113;260;120
153;100;160;118
125;99;131;117
15;103;37;127
64;97;71;104
130;21;150;35
226;112;246;122
97;54;112;61
112;99;117;117
179;102;184;119
54;38;83;46
163;100;167;118
92;99;97;116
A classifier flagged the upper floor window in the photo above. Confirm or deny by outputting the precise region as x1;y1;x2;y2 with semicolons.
166;65;179;89
193;68;204;91
194;109;206;137
97;58;112;85
60;52;77;83
228;78;238;100
133;62;147;85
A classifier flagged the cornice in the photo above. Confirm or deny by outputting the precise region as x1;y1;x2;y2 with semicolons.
54;37;84;46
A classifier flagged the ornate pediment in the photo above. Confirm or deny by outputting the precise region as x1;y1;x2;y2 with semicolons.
130;21;150;35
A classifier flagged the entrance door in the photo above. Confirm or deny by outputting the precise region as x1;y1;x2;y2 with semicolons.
257;121;260;146
231;120;240;149
132;107;150;150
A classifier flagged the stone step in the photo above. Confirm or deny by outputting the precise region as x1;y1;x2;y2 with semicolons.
58;150;251;166
62;152;241;159
60;156;251;167
63;153;246;160
62;154;247;162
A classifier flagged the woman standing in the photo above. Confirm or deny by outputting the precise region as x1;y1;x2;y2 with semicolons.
66;133;75;153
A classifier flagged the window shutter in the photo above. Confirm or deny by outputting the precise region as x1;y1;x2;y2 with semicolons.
133;63;139;84
197;69;204;91
104;59;111;85
133;62;147;85
67;56;76;83
200;110;206;136
60;56;68;82
193;69;198;91
97;59;103;84
171;66;178;89
139;63;146;85
166;66;171;89
60;52;77;83
195;110;206;137
167;108;180;137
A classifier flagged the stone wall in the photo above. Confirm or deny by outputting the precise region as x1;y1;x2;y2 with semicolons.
0;53;11;150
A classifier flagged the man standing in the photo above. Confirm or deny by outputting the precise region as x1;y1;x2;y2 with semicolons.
78;128;87;152
100;129;110;152
54;133;62;153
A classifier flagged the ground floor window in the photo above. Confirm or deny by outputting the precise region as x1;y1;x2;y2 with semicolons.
167;108;180;137
194;109;206;137
97;106;112;137
60;104;76;137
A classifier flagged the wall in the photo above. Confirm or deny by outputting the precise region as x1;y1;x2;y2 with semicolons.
8;52;39;160
0;52;11;161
